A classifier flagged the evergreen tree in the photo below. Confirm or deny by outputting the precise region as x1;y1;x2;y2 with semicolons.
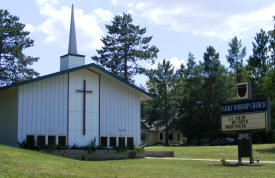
92;13;158;83
202;46;232;139
144;60;176;145
248;29;270;98
174;53;204;141
0;9;39;86
268;17;275;67
226;36;246;83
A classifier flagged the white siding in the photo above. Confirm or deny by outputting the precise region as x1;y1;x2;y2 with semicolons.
17;67;145;147
68;69;99;146
18;74;68;143
100;75;142;146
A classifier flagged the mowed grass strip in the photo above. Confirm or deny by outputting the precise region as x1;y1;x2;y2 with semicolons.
145;144;275;161
1;144;275;177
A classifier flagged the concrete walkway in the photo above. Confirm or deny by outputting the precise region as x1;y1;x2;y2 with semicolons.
146;157;275;164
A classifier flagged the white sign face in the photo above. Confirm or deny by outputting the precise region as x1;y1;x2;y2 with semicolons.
221;112;266;132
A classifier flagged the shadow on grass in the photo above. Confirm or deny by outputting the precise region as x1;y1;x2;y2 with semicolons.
256;147;275;154
211;164;263;167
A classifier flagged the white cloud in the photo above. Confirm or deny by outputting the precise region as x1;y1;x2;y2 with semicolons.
226;4;275;37
25;24;35;33
135;2;151;10
35;0;59;6
110;0;118;6
94;8;113;21
151;57;186;70
36;1;106;51
166;57;186;69
127;9;136;16
111;0;275;40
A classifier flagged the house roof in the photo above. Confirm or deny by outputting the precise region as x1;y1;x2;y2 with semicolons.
0;63;154;99
141;120;176;132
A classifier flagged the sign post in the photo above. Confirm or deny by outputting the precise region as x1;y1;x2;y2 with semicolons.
221;82;271;164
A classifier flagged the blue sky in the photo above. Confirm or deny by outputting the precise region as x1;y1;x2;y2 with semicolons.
2;0;275;86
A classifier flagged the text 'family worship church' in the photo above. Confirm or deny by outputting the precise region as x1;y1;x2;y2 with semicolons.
0;5;152;147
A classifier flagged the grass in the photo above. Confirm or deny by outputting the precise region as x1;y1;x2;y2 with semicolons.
145;144;275;161
0;144;275;177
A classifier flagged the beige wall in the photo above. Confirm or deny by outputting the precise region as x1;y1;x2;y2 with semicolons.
157;130;184;145
141;127;184;145
0;88;18;146
141;128;158;145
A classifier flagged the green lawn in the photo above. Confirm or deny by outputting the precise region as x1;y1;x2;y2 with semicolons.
1;144;275;177
145;144;275;161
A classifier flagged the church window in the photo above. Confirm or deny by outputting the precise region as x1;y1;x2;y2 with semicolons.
141;133;146;140
37;135;45;146
26;135;35;146
127;137;134;147
48;136;56;146
100;137;107;147
110;137;116;147
169;133;173;140
178;133;180;141
58;136;66;146
160;133;163;140
119;137;125;147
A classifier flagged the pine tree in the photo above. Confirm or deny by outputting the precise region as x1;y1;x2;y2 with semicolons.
145;60;176;145
248;29;270;98
92;13;158;83
0;9;39;86
268;17;275;67
202;46;232;139
174;53;204;141
226;36;246;83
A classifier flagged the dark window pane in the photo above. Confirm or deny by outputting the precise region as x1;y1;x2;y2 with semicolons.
141;133;146;140
169;133;173;140
26;135;35;146
127;137;134;147
160;133;163;140
119;137;125;147
58;136;66;146
37;135;45;146
110;137;116;147
48;136;56;146
178;134;180;141
101;137;107;147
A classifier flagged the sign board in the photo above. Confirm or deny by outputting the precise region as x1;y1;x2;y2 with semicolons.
221;112;267;132
221;98;271;132
237;82;251;100
221;98;268;115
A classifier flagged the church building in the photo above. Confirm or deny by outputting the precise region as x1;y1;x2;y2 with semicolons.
0;5;152;147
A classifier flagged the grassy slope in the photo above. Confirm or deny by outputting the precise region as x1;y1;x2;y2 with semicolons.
145;144;275;161
0;144;275;177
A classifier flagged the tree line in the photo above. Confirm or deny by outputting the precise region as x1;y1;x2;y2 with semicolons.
142;20;275;145
1;9;274;145
93;14;275;145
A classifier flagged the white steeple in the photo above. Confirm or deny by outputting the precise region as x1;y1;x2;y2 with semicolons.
60;4;85;71
68;4;77;54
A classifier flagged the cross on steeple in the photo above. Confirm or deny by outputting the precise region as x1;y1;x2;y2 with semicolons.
76;80;93;135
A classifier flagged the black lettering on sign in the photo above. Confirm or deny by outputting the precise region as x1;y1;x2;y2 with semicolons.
225;125;234;129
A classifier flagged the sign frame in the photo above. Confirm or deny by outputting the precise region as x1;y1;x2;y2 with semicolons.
221;98;271;133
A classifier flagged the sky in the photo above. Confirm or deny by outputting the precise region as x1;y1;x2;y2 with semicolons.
2;0;275;86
